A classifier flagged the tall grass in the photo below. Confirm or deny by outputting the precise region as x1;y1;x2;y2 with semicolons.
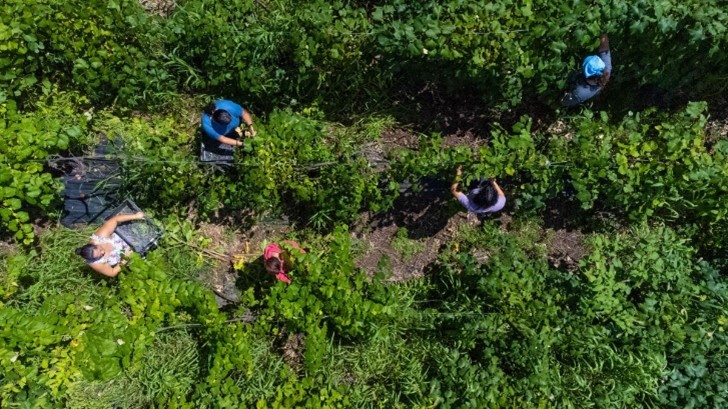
3;226;110;312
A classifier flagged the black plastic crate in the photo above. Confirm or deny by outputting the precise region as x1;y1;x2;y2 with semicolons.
200;137;236;164
110;199;164;255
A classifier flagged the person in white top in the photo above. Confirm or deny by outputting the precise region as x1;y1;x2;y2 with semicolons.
74;212;145;277
450;165;506;214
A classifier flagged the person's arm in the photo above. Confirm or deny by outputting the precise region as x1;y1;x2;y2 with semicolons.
598;33;610;53
598;33;612;82
88;262;122;278
491;179;505;197
242;110;256;137
275;272;292;284
451;165;475;210
282;240;305;254
450;165;463;197
218;135;244;147
95;212;145;237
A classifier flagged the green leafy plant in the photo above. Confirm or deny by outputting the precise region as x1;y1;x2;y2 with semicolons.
391;227;425;262
0;0;174;107
0;92;89;244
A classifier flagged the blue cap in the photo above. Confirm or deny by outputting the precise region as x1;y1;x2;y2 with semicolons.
583;55;606;78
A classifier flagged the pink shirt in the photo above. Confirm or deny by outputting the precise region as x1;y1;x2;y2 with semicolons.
264;241;304;284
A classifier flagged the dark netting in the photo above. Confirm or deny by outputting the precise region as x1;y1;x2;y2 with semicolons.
111;199;163;255
57;139;123;227
62;195;117;226
200;136;235;164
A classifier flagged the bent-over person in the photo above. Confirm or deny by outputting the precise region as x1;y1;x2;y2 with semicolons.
75;212;145;277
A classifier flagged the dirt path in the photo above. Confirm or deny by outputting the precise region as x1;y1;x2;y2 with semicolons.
353;176;512;281
139;0;175;16
196;219;292;307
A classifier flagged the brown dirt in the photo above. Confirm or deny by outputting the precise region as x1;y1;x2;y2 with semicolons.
706;118;728;149
354;184;494;281
138;0;175;17
544;229;588;272
195;220;293;307
279;332;305;370
441;130;485;149
381;127;486;152
0;240;16;256
381;128;420;151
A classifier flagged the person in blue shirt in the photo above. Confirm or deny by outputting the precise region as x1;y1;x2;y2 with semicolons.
561;34;612;107
451;165;506;214
201;100;257;147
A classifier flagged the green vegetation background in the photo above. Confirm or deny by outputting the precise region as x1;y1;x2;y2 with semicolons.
1;0;727;407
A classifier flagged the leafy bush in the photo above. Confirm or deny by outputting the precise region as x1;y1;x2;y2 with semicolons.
424;221;726;408
259;226;396;338
106;106;395;228
164;0;379;112
160;0;728;111
0;0;173;107
240;109;395;228
0;92;89;244
392;103;728;233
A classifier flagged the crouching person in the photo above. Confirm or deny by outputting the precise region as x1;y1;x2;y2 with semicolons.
562;33;612;107
263;240;305;284
201;99;256;147
451;165;506;214
75;212;145;277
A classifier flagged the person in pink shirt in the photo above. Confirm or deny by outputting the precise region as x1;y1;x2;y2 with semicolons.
263;240;305;284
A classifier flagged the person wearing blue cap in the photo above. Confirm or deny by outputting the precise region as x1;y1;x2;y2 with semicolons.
201;99;257;147
561;34;612;107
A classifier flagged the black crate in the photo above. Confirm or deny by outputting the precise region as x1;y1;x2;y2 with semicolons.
110;199;164;255
200;137;235;164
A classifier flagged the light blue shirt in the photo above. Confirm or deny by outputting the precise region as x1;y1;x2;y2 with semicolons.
562;50;613;107
201;100;244;140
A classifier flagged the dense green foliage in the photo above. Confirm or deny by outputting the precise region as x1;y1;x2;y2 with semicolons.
426;222;727;408
2;221;726;407
1;0;728;407
0;92;88;244
3;0;728;109
0;0;172;107
392;102;728;256
92;104;394;226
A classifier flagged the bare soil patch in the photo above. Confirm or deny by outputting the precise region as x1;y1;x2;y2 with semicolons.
381;128;420;151
544;229;588;272
354;180;493;281
0;240;16;256
139;0;175;17
441;130;484;149
195;220;292;307
277;332;305;371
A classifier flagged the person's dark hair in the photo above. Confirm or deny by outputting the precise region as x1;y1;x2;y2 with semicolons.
212;109;232;125
203;102;217;116
469;182;498;209
265;257;282;273
75;244;97;260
